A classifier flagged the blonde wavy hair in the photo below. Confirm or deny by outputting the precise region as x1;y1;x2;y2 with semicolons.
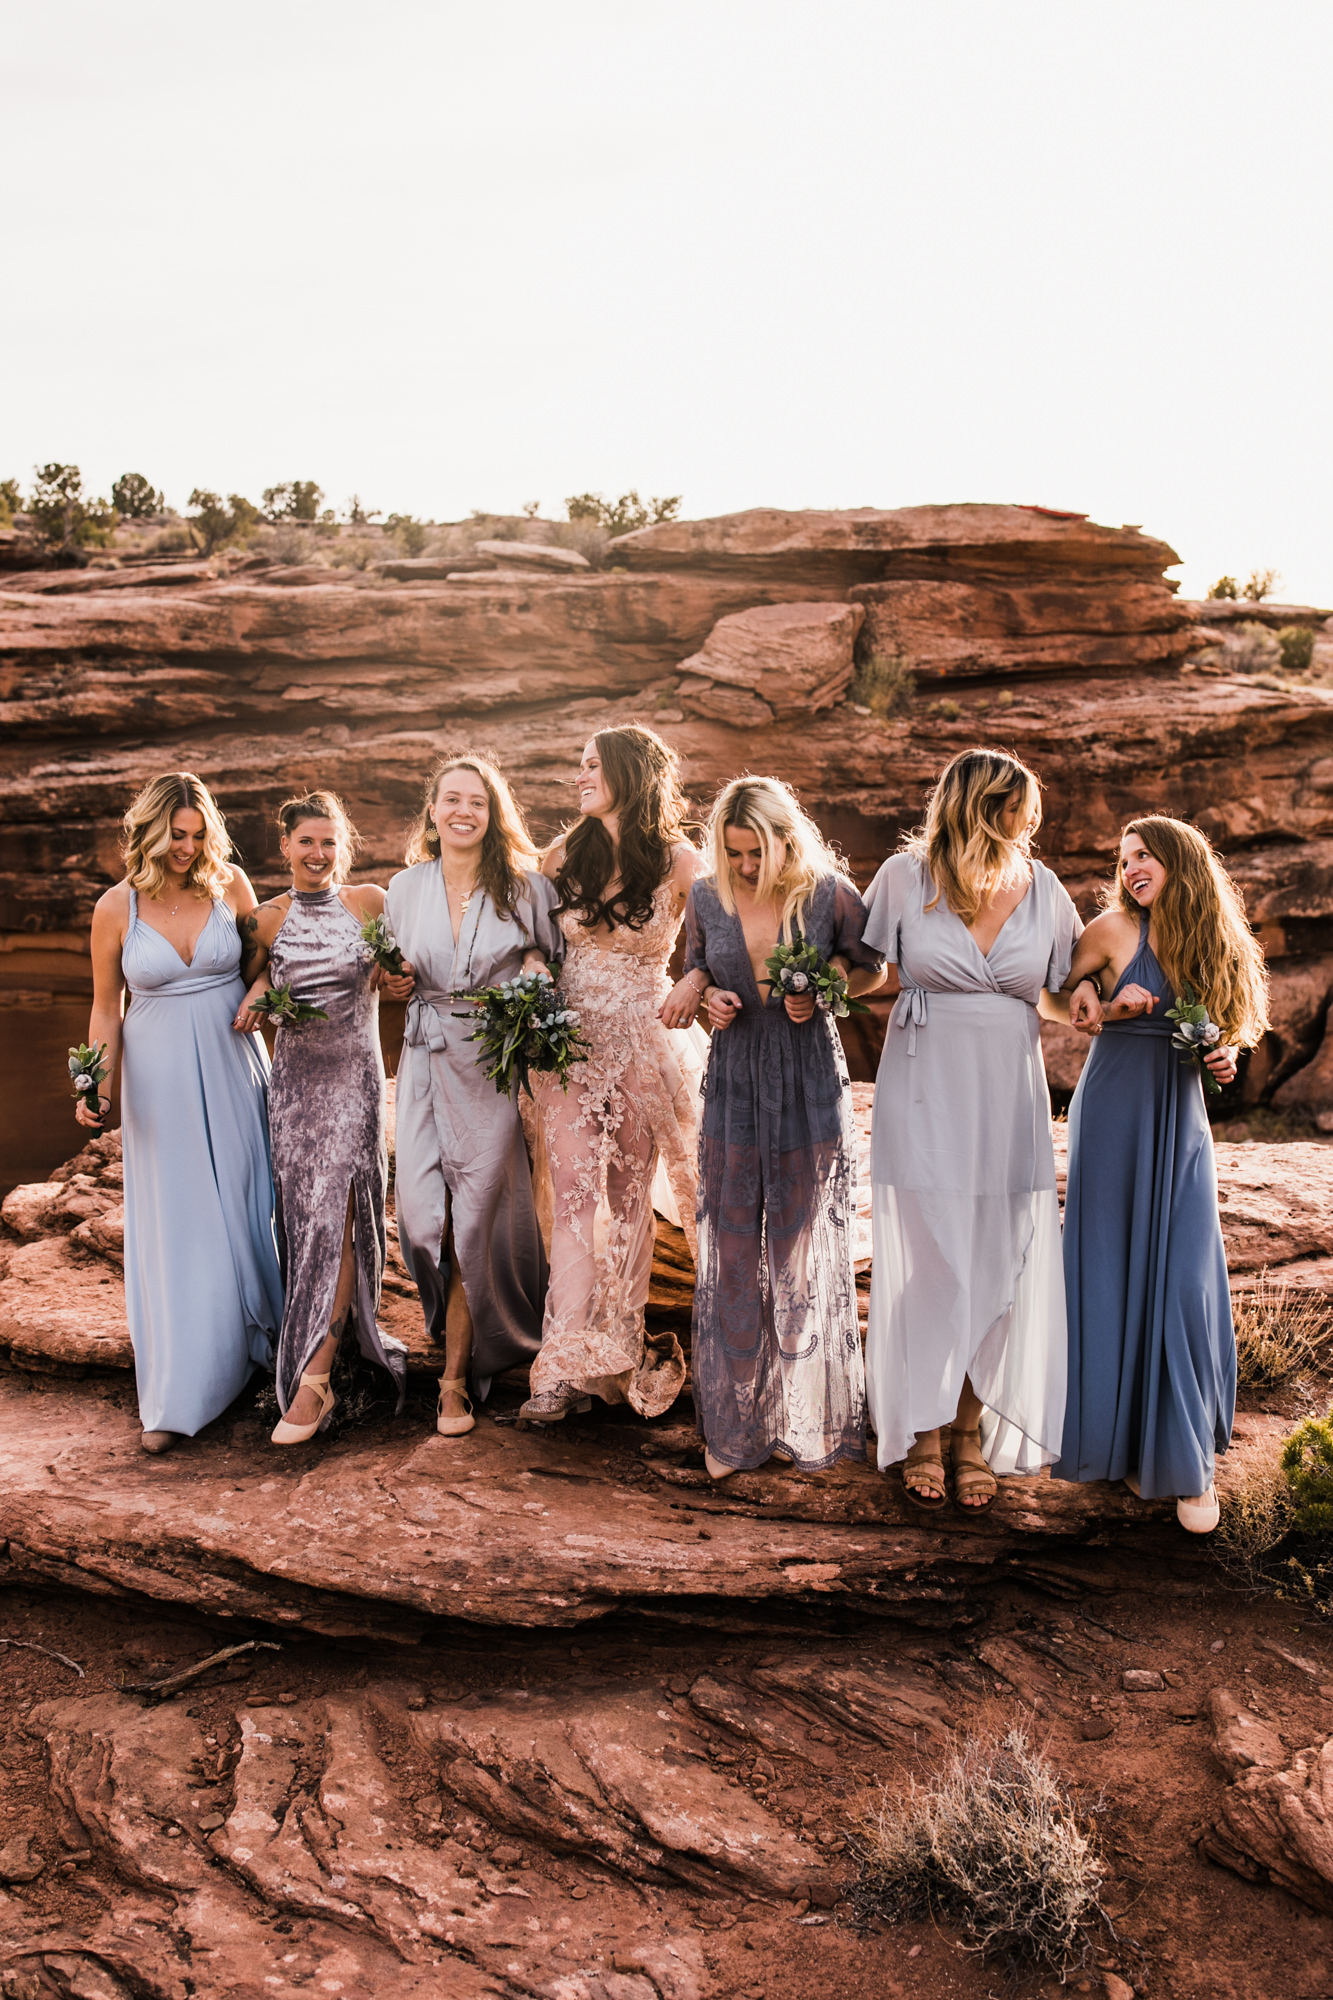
708;775;840;937
908;748;1042;922
122;772;234;901
404;752;538;918
1107;816;1270;1047
277;790;360;885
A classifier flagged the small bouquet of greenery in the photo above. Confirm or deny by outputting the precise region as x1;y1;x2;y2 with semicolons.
764;929;869;1018
251;984;329;1026
69;1040;109;1122
360;913;406;976
453;968;590;1099
1166;984;1224;1096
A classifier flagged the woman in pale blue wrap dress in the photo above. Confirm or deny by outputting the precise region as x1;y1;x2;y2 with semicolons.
1053;815;1267;1532
78;772;282;1452
385;753;560;1436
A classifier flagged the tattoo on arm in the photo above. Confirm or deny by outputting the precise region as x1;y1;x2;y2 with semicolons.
237;910;268;983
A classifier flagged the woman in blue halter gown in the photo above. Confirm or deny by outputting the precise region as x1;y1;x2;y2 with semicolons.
77;774;283;1451
1053;815;1269;1532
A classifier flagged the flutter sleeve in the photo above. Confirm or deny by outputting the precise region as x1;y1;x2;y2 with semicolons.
519;871;565;966
683;880;711;980
1044;869;1084;992
861;852;912;967
831;873;884;971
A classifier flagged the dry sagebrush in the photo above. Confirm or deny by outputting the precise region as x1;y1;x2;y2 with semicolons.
850;1726;1108;1976
1233;1272;1332;1390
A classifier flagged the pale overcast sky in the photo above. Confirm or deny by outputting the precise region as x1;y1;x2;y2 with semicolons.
4;2;1330;602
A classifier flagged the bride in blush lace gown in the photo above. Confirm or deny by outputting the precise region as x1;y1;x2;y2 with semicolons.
520;725;708;1423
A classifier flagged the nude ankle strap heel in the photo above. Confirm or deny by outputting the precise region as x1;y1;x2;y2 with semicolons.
436;1375;476;1438
271;1370;336;1446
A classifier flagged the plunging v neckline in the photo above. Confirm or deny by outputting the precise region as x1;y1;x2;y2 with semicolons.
135;894;218;970
959;872;1032;963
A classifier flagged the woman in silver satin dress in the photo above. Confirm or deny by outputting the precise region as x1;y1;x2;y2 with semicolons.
235;791;415;1444
386;754;561;1436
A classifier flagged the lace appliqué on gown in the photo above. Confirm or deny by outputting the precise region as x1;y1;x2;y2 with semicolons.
531;881;704;1417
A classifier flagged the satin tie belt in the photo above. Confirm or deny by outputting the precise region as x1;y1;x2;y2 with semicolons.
403;994;455;1097
891;987;929;1056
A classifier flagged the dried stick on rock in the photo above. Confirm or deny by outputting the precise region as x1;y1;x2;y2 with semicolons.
124;1638;281;1697
0;1637;85;1677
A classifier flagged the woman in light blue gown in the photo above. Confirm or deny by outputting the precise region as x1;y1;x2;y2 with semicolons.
1053;815;1268;1532
77;773;283;1452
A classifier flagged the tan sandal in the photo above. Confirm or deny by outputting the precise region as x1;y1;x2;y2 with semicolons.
950;1426;997;1511
436;1375;475;1438
902;1431;948;1510
271;1370;335;1446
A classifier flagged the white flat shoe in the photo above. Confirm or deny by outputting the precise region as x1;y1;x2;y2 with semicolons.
1177;1485;1220;1534
436;1375;475;1438
1123;1473;1142;1497
704;1449;736;1481
271;1369;335;1445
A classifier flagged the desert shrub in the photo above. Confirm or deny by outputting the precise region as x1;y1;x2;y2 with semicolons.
997;688;1015;708
850;1726;1108;1977
1243;567;1280;603
851;650;915;718
28;462;114;546
0;476;22;525
1281;1414;1333;1536
1277;625;1316;675
1214;1445;1296;1590
331;534;385;571
248;523;326;566
935;697;962;720
384;513;428;557
263;481;323;522
1218;620;1281;675
147;524;193;555
1233;1273;1331;1389
187;491;261;556
565;490;681;535
1208;575;1239;601
111;471;162;519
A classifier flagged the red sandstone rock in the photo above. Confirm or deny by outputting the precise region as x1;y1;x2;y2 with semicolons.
677;600;863;721
472;538;592;571
1201;1717;1333;1914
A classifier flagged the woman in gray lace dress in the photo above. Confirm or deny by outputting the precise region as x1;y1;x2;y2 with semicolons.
684;779;885;1477
235;791;415;1444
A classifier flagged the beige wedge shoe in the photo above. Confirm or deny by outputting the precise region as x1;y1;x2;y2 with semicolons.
436;1375;476;1438
271;1370;335;1446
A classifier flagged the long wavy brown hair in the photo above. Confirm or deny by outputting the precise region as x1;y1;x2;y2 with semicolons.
554;724;689;930
1106;815;1269;1046
404;752;537;919
277;790;361;884
907;747;1042;922
123;771;234;901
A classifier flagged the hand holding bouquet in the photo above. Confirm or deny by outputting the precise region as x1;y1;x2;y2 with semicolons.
764;930;869;1019
69;1041;109;1123
1166;985;1224;1096
454;968;590;1099
360;913;406;977
251;984;329;1026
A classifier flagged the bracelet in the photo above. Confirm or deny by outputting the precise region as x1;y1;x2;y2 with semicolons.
686;971;708;995
1076;974;1102;999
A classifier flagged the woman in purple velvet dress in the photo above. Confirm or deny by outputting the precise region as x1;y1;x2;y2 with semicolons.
235;791;415;1445
684;778;885;1479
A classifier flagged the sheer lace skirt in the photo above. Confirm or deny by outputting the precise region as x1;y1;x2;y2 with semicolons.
530;943;704;1416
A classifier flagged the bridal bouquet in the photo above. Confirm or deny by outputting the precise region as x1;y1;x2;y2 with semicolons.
454;968;590;1099
251;984;328;1026
765;930;869;1018
1166;985;1223;1096
69;1040;109;1122
360;913;406;977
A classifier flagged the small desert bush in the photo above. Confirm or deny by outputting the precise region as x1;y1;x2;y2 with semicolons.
1281;1414;1333;1536
1214;1445;1295;1590
146;525;193;556
1221;621;1281;675
849;1726;1108;1977
1277;625;1316;675
249;524;327;567
851;650;915;719
1233;1272;1332;1389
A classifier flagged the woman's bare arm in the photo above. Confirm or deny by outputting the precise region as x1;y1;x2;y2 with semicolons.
75;888;130;1128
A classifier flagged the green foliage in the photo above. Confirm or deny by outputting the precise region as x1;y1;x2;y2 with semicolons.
187;490;261;555
850;650;915;719
1281;1414;1333;1536
935;697;962;721
111;471;162;519
1207;575;1239;600
384;513;428;556
564;490;682;535
1277;625;1316;675
263;480;324;522
0;476;21;525
1243;566;1280;602
345;495;379;526
29;462;109;546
